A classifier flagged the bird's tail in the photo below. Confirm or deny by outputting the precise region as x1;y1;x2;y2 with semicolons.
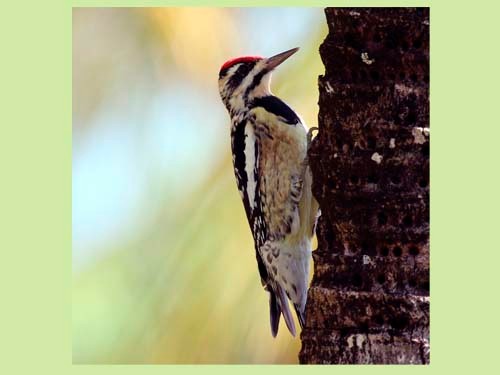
268;290;281;337
269;284;297;337
293;303;305;329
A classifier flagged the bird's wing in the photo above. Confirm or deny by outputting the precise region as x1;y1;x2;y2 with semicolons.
231;119;269;279
232;118;288;335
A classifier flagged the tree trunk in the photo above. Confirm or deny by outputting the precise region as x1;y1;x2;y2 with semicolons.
300;8;429;364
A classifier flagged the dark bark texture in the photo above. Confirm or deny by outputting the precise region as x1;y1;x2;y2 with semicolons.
299;8;429;364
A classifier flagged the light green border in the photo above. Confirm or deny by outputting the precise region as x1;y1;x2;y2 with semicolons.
3;0;499;372
72;1;430;6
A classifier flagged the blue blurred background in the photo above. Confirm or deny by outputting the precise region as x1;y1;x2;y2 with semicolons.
72;7;326;364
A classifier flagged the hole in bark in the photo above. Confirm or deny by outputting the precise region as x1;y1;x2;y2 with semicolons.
350;18;360;28
367;136;377;149
410;73;418;82
409;246;419;256
367;174;379;184
413;39;422;49
391;315;409;330
380;246;390;256
350;175;359;184
401;40;409;51
327;179;337;191
352;273;362;287
393;246;403;257
421;281;430;291
373;33;381;43
391;174;402;184
374;315;385;325
409;278;417;287
377;212;388;225
344;32;354;44
399;72;406;80
406;110;417;125
377;274;386;284
422;142;430;157
385;35;397;49
402;215;413;227
419;178;428;188
359;322;370;331
344;32;361;49
362;241;376;255
360;69;368;80
370;70;380;82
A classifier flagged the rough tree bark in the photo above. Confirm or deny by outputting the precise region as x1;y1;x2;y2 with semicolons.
300;8;429;364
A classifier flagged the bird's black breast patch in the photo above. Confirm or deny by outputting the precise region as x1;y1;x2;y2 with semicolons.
252;96;300;125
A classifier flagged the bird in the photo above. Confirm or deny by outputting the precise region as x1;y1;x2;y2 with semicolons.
218;47;320;337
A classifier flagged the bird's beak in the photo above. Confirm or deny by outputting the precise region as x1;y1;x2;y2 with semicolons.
264;47;299;71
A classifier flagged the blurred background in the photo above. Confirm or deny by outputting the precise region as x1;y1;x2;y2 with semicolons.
72;7;326;364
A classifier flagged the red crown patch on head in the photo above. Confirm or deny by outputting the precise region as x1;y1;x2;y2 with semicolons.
220;56;263;72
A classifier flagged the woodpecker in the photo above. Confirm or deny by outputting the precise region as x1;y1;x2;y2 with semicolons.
218;47;319;337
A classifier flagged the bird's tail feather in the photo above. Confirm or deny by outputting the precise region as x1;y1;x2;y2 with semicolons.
294;303;305;329
268;290;281;338
276;285;296;337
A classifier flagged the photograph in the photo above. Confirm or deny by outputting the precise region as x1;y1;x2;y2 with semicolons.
72;7;429;364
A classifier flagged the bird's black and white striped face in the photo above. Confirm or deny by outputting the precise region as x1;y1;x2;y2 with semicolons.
218;57;266;112
218;48;299;112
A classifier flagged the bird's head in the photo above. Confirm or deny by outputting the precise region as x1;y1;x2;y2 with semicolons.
218;47;299;111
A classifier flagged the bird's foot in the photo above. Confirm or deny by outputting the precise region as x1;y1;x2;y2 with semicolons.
302;127;318;169
307;127;319;150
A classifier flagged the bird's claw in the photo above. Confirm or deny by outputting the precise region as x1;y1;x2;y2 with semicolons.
307;127;319;149
302;127;319;170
